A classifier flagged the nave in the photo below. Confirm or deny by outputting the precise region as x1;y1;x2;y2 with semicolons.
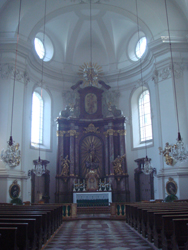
43;219;155;250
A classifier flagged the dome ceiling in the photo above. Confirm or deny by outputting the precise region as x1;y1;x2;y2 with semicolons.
0;0;188;88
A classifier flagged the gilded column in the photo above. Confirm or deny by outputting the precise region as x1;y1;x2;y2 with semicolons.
75;132;79;176
118;129;127;173
104;132;109;176
69;130;76;176
107;128;114;175
56;130;65;175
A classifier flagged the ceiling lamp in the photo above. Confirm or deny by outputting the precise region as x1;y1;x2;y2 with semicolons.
1;0;22;168
135;0;153;175
78;0;103;86
32;0;49;176
159;0;188;166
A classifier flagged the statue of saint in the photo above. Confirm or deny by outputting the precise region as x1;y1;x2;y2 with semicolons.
59;155;70;176
85;142;99;170
113;154;125;175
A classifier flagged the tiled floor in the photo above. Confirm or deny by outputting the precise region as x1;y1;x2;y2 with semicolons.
43;220;155;250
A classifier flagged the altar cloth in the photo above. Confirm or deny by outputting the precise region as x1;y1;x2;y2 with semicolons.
73;191;112;204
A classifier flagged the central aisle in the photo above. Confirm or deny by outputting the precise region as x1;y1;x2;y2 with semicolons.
43;220;155;250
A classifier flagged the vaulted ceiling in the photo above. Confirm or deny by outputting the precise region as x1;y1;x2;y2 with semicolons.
0;0;188;87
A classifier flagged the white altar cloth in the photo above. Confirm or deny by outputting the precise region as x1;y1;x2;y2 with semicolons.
73;191;112;204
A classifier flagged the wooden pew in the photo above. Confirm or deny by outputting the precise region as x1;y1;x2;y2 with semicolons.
0;214;43;249
0;218;36;250
125;202;188;245
0;223;28;250
0;204;62;234
161;214;188;250
147;209;188;243
0;209;50;242
0;227;17;250
153;211;188;248
0;204;63;249
172;218;188;250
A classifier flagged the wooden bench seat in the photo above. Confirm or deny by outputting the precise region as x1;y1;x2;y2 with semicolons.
0;227;17;250
161;214;188;250
172;218;188;250
0;222;28;250
125;202;188;249
0;218;36;250
0;210;48;244
0;214;43;249
0;203;63;250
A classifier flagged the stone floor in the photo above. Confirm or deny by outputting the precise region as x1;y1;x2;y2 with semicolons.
43;219;156;250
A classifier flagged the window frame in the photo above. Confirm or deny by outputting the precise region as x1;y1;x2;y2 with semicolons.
31;91;44;146
131;86;153;149
138;89;153;144
30;87;52;151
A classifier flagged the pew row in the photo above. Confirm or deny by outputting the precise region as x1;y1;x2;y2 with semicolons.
0;204;63;250
126;202;188;250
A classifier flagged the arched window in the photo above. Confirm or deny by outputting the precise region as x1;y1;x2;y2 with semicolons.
31;91;43;145
138;90;152;142
31;87;52;150
131;86;153;149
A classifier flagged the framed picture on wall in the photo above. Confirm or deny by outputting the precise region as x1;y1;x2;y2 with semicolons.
166;177;177;195
9;180;20;199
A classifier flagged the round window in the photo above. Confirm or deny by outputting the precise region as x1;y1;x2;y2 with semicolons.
135;37;147;59
128;32;147;62
34;32;54;62
34;37;45;60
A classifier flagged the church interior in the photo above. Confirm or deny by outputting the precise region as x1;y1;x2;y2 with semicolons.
0;0;188;249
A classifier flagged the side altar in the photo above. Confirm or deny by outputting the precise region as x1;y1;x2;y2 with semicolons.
55;80;130;203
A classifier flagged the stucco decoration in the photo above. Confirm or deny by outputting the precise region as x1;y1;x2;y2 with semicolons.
102;90;121;117
0;63;30;85
153;62;183;84
61;90;80;118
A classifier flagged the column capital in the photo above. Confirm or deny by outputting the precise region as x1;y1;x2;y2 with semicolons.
117;130;126;136
56;131;66;137
68;130;77;136
107;129;114;136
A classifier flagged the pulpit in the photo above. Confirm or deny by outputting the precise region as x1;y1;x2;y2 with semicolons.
55;80;130;203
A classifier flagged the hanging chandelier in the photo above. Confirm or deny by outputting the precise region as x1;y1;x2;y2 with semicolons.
78;0;103;86
1;0;22;168
1;137;21;168
141;156;153;175
135;0;154;175
159;0;188;166
33;158;49;177
32;0;50;177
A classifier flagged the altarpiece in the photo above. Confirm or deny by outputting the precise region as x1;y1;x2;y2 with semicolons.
55;80;130;203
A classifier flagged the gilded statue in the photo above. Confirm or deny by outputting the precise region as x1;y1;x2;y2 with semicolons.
59;155;70;176
85;142;99;170
113;154;125;175
88;142;97;162
159;142;174;166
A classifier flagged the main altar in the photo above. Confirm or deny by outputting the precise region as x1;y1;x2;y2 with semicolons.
55;80;130;203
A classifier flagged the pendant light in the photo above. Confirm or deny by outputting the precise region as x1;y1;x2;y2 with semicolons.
1;0;22;168
32;0;49;176
159;0;188;165
135;0;153;175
